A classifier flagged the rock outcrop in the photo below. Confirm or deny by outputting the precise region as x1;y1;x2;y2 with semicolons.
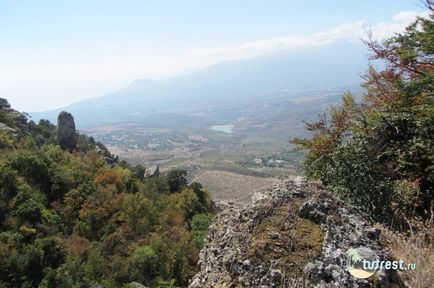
0;97;28;132
189;177;404;287
56;111;77;150
145;165;160;178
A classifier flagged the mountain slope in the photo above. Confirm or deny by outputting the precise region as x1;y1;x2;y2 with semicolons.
0;98;215;287
31;42;368;128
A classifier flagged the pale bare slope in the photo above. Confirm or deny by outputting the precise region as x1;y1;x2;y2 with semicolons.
191;170;279;204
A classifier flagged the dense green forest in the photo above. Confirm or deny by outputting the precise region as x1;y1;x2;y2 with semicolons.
0;109;214;287
292;7;433;232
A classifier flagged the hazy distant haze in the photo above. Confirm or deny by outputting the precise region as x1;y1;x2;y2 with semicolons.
0;0;428;112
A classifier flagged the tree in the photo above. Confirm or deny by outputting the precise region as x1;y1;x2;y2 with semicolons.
291;7;434;229
13;183;46;225
129;245;158;284
167;169;188;193
189;182;211;212
9;152;51;192
121;194;156;237
0;162;18;200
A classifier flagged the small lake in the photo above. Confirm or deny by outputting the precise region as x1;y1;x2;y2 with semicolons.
209;125;234;133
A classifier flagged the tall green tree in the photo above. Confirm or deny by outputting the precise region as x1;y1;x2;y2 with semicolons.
291;6;434;230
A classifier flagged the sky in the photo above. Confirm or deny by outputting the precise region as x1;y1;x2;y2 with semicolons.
0;0;429;112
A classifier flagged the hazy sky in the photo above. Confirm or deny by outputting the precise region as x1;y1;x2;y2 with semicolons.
0;0;428;112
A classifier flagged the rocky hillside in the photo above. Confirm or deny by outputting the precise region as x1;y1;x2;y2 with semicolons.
0;98;216;287
189;177;405;287
0;97;28;133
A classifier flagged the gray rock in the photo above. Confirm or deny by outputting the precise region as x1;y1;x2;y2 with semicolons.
269;231;280;239
188;178;405;288
299;199;327;224
145;165;160;177
129;282;148;288
251;191;268;205
0;122;16;132
270;269;283;282
366;227;381;240
56;111;77;150
0;98;28;132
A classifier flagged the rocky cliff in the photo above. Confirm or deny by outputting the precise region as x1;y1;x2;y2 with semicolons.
189;177;405;287
0;98;28;133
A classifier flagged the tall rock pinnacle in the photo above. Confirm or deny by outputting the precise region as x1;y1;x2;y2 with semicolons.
57;111;77;150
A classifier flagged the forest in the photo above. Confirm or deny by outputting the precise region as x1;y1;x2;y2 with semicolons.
0;114;214;287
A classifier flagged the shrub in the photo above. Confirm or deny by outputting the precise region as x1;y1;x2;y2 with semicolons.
12;183;46;225
190;214;212;247
0;132;14;149
129;245;158;284
167;169;187;193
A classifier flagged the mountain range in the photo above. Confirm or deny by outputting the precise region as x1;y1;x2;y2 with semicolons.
31;42;368;129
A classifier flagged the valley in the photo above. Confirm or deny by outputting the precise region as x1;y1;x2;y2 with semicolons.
30;42;366;203
82;87;361;201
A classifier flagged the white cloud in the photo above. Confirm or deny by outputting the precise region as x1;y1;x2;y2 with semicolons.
1;9;429;111
188;10;428;63
371;10;429;39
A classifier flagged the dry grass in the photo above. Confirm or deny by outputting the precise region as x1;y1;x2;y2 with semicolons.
191;169;279;203
378;224;434;288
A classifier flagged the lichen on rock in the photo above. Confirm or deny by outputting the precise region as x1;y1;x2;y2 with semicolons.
189;178;405;287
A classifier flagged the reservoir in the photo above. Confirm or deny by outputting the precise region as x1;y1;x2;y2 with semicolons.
210;125;234;133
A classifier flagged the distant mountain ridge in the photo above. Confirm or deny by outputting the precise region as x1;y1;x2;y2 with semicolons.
31;42;368;128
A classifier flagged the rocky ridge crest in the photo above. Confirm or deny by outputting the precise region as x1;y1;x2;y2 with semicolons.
0;98;28;133
189;177;404;287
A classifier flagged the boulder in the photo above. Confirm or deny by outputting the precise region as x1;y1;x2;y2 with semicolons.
0;122;16;132
251;191;268;205
145;165;160;177
188;178;405;287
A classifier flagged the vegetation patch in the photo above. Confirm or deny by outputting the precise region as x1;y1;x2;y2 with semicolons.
0;110;15;127
248;202;324;277
0;113;216;288
290;8;434;232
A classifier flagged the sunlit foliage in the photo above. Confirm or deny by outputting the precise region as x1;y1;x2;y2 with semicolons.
291;8;434;231
0;118;214;287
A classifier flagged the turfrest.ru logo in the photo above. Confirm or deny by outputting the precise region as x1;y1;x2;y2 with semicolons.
346;247;416;279
346;247;378;279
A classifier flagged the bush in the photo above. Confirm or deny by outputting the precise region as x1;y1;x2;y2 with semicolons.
9;152;51;192
190;214;212;247
35;237;66;268
121;194;156;237
0;110;15;127
0;162;18;200
167;169;187;193
13;183;46;225
326;136;393;219
130;245;158;284
0;132;14;149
